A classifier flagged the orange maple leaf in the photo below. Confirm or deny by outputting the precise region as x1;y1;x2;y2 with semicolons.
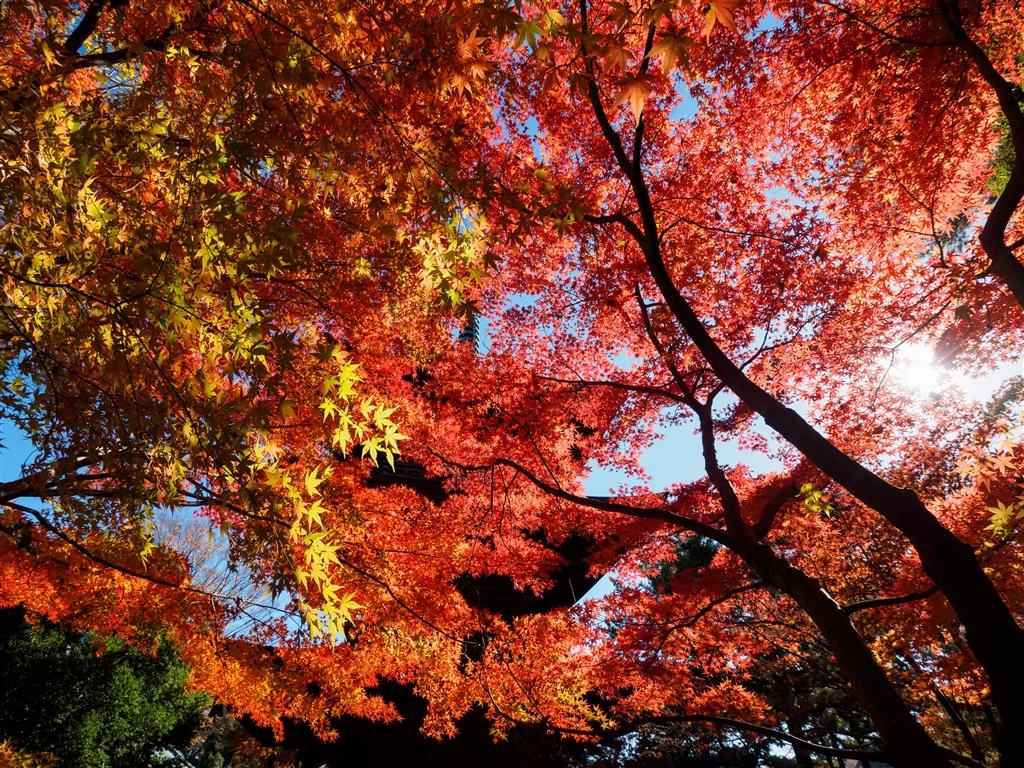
990;453;1017;475
650;34;697;72
614;73;656;122
704;0;743;37
953;457;976;478
457;25;487;59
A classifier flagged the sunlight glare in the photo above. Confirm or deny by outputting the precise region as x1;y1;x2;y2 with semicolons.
893;346;944;394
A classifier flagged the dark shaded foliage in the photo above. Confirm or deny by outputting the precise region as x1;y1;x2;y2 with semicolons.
0;607;208;768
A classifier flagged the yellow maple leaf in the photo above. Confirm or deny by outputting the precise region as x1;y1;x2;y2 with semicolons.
304;467;328;497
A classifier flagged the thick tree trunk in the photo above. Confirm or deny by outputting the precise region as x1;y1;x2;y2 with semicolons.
787;719;814;768
937;0;1024;312
738;541;954;768
504;461;956;766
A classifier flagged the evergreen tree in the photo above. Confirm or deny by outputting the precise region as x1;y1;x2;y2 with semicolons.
0;607;208;768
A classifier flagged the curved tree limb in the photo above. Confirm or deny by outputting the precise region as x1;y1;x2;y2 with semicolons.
754;483;799;540
538;375;689;404
489;704;900;764
937;0;1024;308
62;0;116;56
842;584;939;615
592;33;1024;750
489;457;745;550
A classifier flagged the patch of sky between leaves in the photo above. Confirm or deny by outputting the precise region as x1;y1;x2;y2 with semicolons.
524;115;544;163
668;76;699;123
756;12;784;34
583;397;788;498
0;419;36;486
664;14;782;125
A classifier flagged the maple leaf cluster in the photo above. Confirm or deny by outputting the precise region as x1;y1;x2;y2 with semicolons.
2;0;1024;766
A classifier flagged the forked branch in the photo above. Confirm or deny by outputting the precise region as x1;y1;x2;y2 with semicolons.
490;457;745;550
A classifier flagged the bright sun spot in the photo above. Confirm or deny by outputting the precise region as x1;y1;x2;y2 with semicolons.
885;345;1021;403
893;346;945;394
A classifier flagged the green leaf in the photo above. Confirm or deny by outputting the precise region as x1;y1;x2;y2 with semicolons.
514;17;544;49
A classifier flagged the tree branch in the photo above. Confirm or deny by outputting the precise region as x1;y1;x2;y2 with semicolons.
631;21;657;170
623;715;895;762
0;457;96;502
664;582;768;628
842;584;939;615
694;402;748;536
2;8;183;103
62;0;118;56
901;652;987;763
815;0;952;48
3;499;191;591
537;375;688;404
0;500;294;616
584;38;1024;737
64;26;179;71
579;0;632;174
754;483;799;540
489;458;744;550
585;212;645;244
936;0;1024;308
634;284;698;404
581;29;1005;758
499;707;897;763
338;557;461;641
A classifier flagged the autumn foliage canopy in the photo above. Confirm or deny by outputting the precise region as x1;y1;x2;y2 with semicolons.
2;0;1024;765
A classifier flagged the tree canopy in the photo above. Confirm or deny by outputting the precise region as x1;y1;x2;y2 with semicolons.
2;0;1024;766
